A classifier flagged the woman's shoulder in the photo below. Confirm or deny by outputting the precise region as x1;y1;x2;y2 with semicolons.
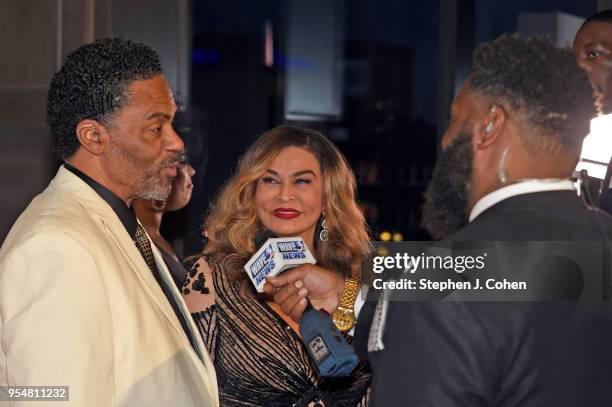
182;256;218;312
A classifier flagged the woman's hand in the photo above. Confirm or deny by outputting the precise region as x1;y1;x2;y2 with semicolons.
263;264;344;322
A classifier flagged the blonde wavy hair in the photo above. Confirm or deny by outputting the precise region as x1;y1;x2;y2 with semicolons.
203;126;371;284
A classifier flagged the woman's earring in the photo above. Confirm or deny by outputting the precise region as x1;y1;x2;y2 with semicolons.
319;216;329;242
153;200;166;211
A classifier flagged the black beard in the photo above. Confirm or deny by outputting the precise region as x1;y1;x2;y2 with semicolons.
422;132;473;240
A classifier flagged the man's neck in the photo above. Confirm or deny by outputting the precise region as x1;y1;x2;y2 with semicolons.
65;155;133;207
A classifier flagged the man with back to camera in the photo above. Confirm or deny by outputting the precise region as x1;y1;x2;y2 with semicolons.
266;35;612;406
573;9;612;215
0;38;218;406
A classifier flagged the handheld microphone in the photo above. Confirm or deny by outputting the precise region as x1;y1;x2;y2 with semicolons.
244;234;316;293
245;231;359;377
300;302;360;377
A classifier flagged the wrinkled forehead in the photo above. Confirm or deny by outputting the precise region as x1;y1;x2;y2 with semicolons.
127;75;176;110
90;77;175;129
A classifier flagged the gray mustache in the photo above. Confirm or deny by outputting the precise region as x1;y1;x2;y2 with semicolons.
162;152;186;168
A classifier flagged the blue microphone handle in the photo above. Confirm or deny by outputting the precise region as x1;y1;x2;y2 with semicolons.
299;301;359;377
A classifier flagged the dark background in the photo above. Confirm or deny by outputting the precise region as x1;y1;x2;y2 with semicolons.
170;0;598;256
0;0;603;256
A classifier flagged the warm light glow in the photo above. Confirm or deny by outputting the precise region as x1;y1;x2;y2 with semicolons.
576;114;612;179
380;231;392;241
392;232;403;242
376;246;390;256
264;21;274;68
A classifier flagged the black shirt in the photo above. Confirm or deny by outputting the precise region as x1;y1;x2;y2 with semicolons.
158;247;188;289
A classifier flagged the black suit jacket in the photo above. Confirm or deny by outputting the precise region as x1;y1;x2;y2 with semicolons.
355;191;612;407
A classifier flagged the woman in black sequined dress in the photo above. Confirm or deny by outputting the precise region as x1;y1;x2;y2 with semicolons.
183;126;372;406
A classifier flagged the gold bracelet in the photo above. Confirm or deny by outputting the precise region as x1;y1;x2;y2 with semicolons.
331;277;360;333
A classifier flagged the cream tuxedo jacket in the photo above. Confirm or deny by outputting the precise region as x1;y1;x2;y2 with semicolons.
0;166;218;406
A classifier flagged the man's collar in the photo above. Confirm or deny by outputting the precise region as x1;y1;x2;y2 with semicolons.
469;179;576;222
63;163;138;237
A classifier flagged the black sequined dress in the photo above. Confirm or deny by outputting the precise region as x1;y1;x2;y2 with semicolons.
188;257;371;407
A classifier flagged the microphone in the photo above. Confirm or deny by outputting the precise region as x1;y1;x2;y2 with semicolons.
244;233;317;293
245;231;359;377
300;302;360;377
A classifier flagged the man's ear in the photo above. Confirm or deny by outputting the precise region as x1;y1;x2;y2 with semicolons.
75;119;109;155
474;105;507;149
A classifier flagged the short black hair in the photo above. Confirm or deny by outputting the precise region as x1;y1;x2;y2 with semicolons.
581;9;612;27
47;37;163;158
470;34;596;155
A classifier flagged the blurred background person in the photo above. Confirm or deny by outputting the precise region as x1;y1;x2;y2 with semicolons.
134;106;208;289
133;159;196;289
573;9;612;215
183;126;372;407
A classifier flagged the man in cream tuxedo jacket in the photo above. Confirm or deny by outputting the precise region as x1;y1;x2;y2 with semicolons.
0;38;218;406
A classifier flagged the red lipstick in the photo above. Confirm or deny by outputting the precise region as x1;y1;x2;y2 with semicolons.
273;208;301;219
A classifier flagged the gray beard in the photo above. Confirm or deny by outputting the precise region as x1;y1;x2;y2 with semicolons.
135;174;173;201
107;139;176;202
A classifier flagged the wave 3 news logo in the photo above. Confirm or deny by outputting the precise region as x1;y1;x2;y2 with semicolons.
277;240;307;260
250;243;276;285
